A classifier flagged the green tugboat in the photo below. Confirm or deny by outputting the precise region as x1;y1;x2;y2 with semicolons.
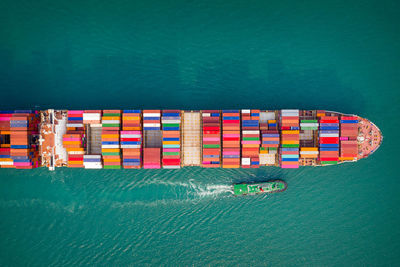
233;180;287;196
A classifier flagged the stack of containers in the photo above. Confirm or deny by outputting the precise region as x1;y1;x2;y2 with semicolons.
143;110;161;169
10;111;40;169
0;147;12;168
83;110;101;124
340;116;359;160
241;109;260;168
260;115;279;164
83;155;102;169
202;110;221;168
300;147;319;158
0;110;40;169
66;110;84;130
63;133;84;168
300;120;319;130
143;110;161;131
102;110;121;169
162;110;181;169
143;148;161;169
222;110;240;168
121;110;142;169
319;116;340;165
280;109;300;168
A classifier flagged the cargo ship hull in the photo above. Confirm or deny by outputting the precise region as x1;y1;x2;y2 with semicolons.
0;109;382;170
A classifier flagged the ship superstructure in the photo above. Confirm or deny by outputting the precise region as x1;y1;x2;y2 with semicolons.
0;109;382;170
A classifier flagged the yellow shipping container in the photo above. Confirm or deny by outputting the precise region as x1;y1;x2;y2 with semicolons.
102;148;120;153
282;130;299;134
163;141;180;145
102;116;120;120
103;158;121;162
123;117;140;121
339;157;356;161
101;134;119;138
300;147;318;151
282;140;299;145
0;158;13;162
66;147;84;152
242;144;260;148
63;141;81;145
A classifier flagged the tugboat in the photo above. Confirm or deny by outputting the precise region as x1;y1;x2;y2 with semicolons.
233;180;287;196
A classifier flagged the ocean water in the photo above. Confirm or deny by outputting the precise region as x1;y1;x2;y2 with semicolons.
0;0;399;266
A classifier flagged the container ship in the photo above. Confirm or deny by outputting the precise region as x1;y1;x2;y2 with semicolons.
0;109;382;170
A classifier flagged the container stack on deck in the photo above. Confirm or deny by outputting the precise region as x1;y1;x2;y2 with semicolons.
162;110;181;169
300;119;319;159
340;116;359;160
64;110;85;168
202;110;221;167
9;111;40;169
143;110;161;169
121;110;142;169
259;111;279;165
0;111;40;169
319;116;340;165
222;110;240;168
83;155;102;169
101;110;121;169
83;110;101;125
280;110;300;168
241;109;260;168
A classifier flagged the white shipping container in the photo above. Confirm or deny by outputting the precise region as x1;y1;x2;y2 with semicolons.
68;151;85;155
102;120;120;124
300;123;319;127
241;158;251;165
90;124;102;128
202;113;210;117
0;161;13;165
83;114;101;119
83;162;102;166
161;119;181;123
281;113;299;117
84;166;103;169
143;123;160;127
66;123;84;128
281;109;299;113
143;113;160;117
241;109;251;113
120;134;141;138
163;165;181;169
319;133;339;137
83;155;101;159
120;145;141;148
242;130;260;135
101;145;119;149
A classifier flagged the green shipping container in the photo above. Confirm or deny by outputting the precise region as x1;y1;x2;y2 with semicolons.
203;144;220;148
282;144;299;148
320;161;338;165
102;124;120;127
163;152;180;156
103;113;121;117
103;165;121;169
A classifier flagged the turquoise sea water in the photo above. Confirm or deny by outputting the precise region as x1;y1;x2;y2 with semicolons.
0;0;399;265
